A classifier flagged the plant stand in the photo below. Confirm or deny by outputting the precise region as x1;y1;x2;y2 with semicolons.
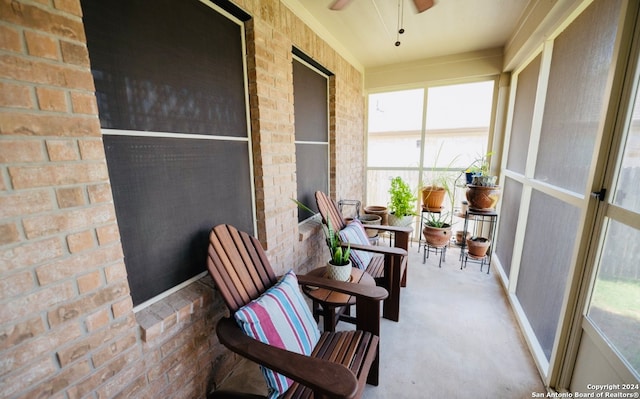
423;241;447;268
459;209;498;274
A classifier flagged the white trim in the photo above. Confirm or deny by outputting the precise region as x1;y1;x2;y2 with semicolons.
133;271;208;313
102;128;250;142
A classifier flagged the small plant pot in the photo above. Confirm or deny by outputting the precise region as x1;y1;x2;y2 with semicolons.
388;213;414;227
421;186;446;210
364;205;388;225
466;185;501;211
423;224;452;247
455;230;470;245
326;261;352;282
358;214;382;238
466;237;491;257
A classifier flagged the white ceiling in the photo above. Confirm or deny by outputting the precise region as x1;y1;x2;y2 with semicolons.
285;0;531;69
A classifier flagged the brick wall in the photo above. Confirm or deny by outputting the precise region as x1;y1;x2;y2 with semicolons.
0;0;364;398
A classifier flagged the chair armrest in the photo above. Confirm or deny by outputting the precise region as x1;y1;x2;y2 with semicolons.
297;274;388;301
339;242;407;257
362;224;412;234
217;318;359;399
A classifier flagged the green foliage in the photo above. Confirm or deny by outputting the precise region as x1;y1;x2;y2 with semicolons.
291;198;351;266
423;211;451;228
388;176;417;217
465;151;494;176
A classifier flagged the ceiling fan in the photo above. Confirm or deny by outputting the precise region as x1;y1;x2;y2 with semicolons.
330;0;435;13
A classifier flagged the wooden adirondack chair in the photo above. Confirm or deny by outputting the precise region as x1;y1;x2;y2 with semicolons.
207;224;388;399
315;191;411;322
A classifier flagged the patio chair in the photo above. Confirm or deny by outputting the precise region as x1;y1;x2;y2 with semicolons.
315;191;411;322
207;224;388;399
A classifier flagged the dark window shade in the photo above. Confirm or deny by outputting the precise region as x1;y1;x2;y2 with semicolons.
104;136;253;305
82;0;253;305
83;0;247;136
293;57;329;221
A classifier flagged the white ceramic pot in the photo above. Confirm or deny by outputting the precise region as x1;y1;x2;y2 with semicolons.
326;261;352;282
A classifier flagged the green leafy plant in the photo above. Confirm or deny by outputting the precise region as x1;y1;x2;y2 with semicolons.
388;176;417;217
291;199;351;265
423;211;452;228
465;151;494;176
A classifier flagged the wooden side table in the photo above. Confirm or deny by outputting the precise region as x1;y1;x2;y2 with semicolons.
302;266;376;332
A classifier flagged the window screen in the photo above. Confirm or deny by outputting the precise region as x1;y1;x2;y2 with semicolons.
293;55;330;221
82;0;253;305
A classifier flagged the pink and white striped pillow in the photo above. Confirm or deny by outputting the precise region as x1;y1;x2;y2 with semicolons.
234;270;320;398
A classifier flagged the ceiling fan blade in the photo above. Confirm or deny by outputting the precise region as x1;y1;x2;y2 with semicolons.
330;0;353;11
412;0;435;13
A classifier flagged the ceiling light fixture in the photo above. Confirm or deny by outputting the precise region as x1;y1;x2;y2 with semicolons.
395;0;405;46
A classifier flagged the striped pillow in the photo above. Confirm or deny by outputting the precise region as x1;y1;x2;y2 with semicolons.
339;219;373;270
234;270;320;398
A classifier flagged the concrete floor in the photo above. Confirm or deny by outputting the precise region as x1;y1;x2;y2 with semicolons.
362;244;546;398
216;243;546;398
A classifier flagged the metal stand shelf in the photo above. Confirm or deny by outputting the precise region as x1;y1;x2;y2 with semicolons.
459;209;498;274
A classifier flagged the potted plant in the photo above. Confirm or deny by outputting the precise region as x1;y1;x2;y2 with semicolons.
465;152;501;211
421;144;460;210
292;199;352;281
466;236;491;258
387;176;417;227
422;211;452;247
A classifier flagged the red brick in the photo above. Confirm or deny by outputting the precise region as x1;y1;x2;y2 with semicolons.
22;359;92;398
84;307;110;332
96;223;120;245
46;139;78;161
70;92;97;115
76;268;101;293
55;186;85;208
67;229;95;253
87;182;112;203
104;261;127;284
37;87;68;112
0;222;20;245
91;330;137;367
0;236;63;274
0;54;94;91
24;30;59;60
0;189;52;218
0;270;35;300
0;81;33;108
53;0;83;16
0;139;45;163
0;316;45;351
111;296;133;319
0;111;101;137
9;162;108;190
1;0;86;42
56;314;135;366
0;25;22;53
60;40;89;67
36;243;122;285
48;280;129;326
0;280;75;325
0;355;58;398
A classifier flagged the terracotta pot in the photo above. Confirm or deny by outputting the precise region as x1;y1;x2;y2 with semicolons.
421;186;446;210
423;224;452;247
364;205;388;225
465;185;501;211
358;214;382;238
466;237;491;257
455;230;470;245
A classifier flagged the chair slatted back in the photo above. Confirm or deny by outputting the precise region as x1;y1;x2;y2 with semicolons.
207;224;278;312
315;191;348;232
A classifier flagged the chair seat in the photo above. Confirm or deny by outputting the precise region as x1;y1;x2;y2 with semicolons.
284;330;379;399
365;255;384;279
